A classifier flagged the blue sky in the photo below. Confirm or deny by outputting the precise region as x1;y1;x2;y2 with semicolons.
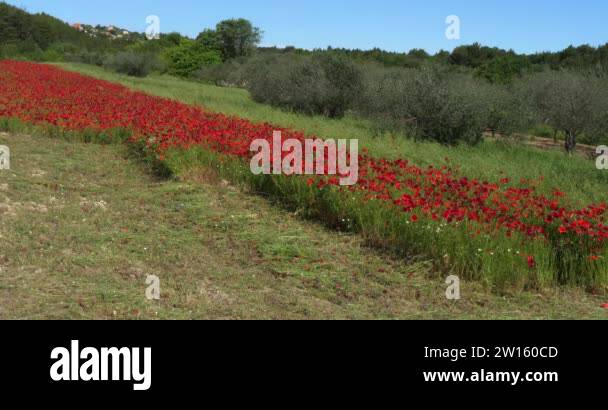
5;0;608;54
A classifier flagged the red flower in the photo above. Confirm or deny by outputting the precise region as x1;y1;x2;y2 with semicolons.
2;59;608;256
527;256;536;269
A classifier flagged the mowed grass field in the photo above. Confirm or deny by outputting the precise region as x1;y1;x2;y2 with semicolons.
1;131;607;319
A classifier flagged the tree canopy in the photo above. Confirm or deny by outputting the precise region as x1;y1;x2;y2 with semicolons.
197;18;262;60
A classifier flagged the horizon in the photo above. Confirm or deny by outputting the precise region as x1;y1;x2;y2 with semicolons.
4;0;608;55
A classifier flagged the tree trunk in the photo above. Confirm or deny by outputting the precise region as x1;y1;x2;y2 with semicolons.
564;131;577;155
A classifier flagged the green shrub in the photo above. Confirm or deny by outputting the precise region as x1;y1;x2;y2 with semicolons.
193;57;249;87
245;53;363;118
0;44;19;59
104;52;162;77
64;51;107;66
163;40;221;77
32;48;64;62
246;54;325;115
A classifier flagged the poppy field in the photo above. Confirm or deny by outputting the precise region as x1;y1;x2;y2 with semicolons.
1;60;607;291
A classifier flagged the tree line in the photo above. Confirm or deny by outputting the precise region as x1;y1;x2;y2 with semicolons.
209;54;606;152
4;1;608;81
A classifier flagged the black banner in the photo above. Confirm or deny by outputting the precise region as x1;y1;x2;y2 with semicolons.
0;321;603;402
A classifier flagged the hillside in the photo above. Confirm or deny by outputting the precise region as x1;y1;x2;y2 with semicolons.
0;1;130;55
1;131;605;319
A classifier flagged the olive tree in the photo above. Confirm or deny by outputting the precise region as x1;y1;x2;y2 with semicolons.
523;70;608;153
358;64;488;145
245;53;363;118
480;83;534;138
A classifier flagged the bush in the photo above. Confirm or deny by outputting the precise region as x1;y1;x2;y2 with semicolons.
104;52;162;77
529;124;560;140
246;54;326;115
358;64;487;145
163;40;221;77
31;48;64;62
0;44;19;59
245;53;363;118
64;50;107;66
193;57;249;87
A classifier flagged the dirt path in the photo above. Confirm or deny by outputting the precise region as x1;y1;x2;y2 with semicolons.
486;131;598;159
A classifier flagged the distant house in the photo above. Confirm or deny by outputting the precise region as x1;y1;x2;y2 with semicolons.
70;22;135;41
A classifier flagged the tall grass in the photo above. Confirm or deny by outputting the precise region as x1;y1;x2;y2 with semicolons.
162;145;608;292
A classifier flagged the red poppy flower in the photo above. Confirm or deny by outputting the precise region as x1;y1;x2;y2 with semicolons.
2;59;608;263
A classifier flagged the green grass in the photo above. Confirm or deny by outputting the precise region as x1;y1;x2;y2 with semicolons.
1;131;607;319
57;63;608;208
